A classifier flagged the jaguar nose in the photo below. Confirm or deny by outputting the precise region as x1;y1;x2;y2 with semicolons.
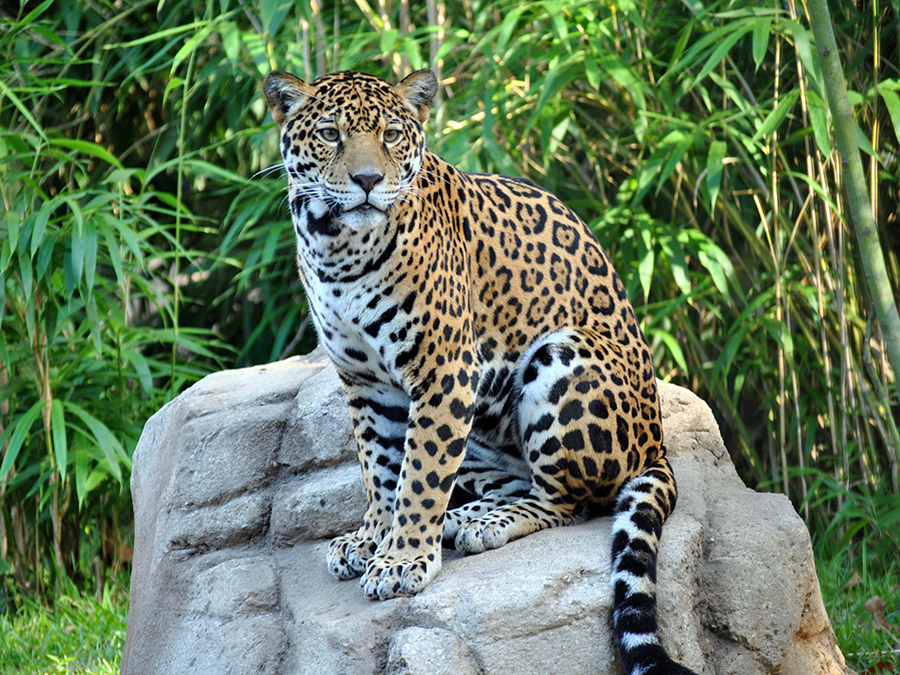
350;171;384;195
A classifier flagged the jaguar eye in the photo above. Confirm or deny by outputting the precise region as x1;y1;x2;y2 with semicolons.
383;128;401;143
319;128;339;142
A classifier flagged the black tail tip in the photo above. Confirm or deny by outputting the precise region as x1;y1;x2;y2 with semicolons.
637;659;700;675
621;642;699;675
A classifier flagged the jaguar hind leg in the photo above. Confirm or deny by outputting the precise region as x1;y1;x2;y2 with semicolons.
453;328;696;673
456;329;619;553
443;437;531;542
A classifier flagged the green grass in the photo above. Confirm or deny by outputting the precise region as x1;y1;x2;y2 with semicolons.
0;578;128;675
819;555;900;673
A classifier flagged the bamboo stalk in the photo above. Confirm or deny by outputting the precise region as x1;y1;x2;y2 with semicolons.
807;0;900;381
310;0;326;78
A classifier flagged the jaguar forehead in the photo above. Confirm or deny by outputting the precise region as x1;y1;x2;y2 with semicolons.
308;73;406;129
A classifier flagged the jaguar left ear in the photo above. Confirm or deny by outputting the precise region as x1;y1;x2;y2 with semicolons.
264;71;315;126
395;69;438;124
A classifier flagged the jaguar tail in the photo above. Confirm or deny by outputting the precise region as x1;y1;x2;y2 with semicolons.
610;450;699;675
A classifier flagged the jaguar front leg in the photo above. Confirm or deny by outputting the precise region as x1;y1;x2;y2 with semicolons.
326;378;410;580
360;374;475;600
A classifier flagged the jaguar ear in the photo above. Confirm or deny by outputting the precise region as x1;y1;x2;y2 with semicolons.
264;71;315;126
395;69;438;124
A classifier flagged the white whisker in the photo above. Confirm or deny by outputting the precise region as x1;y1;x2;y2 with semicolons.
252;164;285;181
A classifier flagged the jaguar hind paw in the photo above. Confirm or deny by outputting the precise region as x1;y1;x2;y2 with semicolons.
454;518;512;554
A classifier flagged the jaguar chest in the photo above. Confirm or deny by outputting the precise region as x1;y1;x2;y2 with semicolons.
305;277;420;387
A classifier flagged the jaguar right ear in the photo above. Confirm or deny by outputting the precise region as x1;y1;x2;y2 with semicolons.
263;71;315;126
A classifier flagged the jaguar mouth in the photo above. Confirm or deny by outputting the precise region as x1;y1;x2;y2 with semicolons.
345;203;384;216
334;202;389;228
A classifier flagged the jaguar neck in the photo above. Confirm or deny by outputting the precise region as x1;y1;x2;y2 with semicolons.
291;193;414;286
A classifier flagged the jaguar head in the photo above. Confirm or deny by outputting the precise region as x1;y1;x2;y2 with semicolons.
264;69;438;230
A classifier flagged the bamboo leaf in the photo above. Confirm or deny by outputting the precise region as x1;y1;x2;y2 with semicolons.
258;0;292;36
0;400;46;482
752;17;771;71
657;130;695;194
85;294;102;354
638;226;654;302
713;7;784;18
691;23;754;87
854;120;879;157
8;0;55;37
720;324;752;377
599;52;647;140
496;6;528;55
189;159;247;184
102;222;124;286
659;236;692;296
549;8;571;53
584;54;600;90
670;24;738;77
218;20;241;64
163;77;186;106
122;347;154;395
522;57;581;138
104;21;204;49
30;202;51;260
49;138;124;170
876;80;900;146
51;399;67;483
105;212;145;264
752;88;801;144
173;23;218;74
0;80;46;141
646;327;688;372
786;20;822;91
697;241;732;296
807;89;832;157
785;171;839;211
71;213;86;285
0;238;10;291
18;246;33;300
706;139;727;214
84;218;98;292
75;447;89;508
64;402;126;483
6;211;20;256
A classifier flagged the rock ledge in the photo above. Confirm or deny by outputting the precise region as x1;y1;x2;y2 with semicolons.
121;353;854;675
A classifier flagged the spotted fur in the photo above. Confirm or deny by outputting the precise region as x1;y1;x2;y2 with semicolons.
264;68;697;675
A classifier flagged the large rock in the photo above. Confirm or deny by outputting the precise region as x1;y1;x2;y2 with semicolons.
121;350;854;675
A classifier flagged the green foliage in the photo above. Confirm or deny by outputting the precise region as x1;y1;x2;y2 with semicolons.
0;0;231;599
1;1;898;667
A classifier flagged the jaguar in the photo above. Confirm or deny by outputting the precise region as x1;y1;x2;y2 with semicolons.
264;67;697;675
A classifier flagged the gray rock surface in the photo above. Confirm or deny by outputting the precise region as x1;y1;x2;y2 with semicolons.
121;350;855;675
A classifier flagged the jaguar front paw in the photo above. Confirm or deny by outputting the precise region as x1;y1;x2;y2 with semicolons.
326;533;377;579
360;542;443;600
